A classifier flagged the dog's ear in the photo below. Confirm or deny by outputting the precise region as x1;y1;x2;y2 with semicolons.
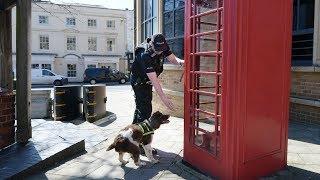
153;111;162;116
151;111;162;119
160;114;170;124
164;114;170;119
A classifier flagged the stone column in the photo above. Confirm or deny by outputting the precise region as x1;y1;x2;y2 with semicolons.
16;0;32;143
135;0;142;44
158;0;163;34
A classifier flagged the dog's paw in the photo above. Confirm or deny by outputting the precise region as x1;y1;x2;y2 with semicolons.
151;159;159;164
120;161;129;165
139;162;146;166
135;161;146;167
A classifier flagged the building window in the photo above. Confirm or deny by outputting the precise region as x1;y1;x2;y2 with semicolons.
107;20;115;28
87;64;96;68
67;36;76;51
107;39;115;52
39;35;49;50
88;19;97;27
66;17;76;26
163;0;185;59
39;15;49;24
292;0;315;66
31;64;39;69
42;64;52;70
141;0;158;41
88;37;97;51
67;64;77;77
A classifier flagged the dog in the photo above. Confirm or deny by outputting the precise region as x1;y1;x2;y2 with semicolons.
106;111;170;166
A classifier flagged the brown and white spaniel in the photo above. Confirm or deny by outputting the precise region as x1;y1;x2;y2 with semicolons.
107;111;170;166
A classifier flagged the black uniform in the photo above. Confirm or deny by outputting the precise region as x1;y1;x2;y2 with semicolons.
130;47;172;124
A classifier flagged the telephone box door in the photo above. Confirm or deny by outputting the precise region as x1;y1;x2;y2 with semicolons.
184;0;224;176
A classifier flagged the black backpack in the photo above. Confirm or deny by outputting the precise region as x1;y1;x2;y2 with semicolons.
134;38;151;61
132;38;163;77
129;40;149;81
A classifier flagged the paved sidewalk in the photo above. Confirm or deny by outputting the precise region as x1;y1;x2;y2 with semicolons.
25;85;319;179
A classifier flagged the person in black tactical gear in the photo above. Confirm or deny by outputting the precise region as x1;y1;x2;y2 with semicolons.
131;33;184;124
130;33;184;155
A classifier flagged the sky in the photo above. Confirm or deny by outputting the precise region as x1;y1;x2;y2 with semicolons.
51;0;134;10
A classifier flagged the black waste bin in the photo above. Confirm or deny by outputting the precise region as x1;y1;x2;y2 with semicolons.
54;85;82;121
83;85;107;122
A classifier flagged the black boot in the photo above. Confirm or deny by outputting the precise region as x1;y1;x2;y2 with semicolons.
139;145;145;155
152;148;157;155
139;145;157;155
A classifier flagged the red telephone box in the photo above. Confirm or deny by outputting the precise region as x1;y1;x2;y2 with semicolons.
183;0;292;179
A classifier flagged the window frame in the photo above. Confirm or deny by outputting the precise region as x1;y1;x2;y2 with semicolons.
107;38;115;52
67;64;77;77
39;35;50;50
88;19;97;28
162;0;185;59
292;0;315;66
293;0;315;34
41;64;52;70
39;15;49;25
66;17;76;26
88;37;98;51
141;0;158;41
31;64;40;69
163;0;185;40
107;20;116;29
66;36;77;51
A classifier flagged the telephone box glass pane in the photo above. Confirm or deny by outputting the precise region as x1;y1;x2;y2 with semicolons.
189;0;223;157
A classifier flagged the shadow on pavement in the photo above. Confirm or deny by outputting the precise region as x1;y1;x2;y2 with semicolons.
288;121;320;145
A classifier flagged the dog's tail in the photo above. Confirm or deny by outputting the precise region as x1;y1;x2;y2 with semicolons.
107;136;129;152
107;143;115;151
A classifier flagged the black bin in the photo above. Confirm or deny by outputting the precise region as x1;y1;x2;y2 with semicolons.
83;85;107;122
54;85;82;121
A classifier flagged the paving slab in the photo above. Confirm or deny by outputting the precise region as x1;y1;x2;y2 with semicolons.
21;85;320;179
0;120;85;179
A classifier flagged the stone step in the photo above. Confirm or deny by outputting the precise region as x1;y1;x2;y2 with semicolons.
0;120;86;179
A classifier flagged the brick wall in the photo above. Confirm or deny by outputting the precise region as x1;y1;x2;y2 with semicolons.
152;91;184;118
291;72;320;99
0;94;15;149
290;71;320;124
290;103;320;125
158;67;184;92
153;66;184;118
154;61;220;118
157;68;320;125
157;69;320;124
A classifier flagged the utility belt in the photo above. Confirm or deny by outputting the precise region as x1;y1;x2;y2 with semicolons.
132;77;152;87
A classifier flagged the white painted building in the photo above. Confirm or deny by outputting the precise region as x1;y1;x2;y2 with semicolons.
11;1;133;82
125;9;134;55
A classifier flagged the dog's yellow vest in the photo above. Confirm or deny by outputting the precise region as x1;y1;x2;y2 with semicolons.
137;122;154;136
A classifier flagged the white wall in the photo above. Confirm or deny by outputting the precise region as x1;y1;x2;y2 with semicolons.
126;10;134;53
11;2;133;82
12;3;128;57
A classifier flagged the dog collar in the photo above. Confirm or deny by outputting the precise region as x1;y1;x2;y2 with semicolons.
138;122;154;136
